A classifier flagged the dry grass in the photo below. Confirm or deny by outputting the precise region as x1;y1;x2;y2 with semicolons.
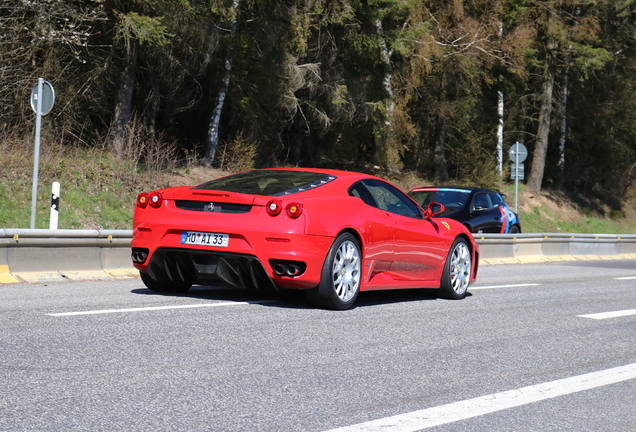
217;132;258;173
1;127;635;233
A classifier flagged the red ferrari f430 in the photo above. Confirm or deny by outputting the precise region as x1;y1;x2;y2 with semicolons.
132;168;479;309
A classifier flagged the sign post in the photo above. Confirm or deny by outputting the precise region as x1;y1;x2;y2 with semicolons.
30;78;55;229
509;142;528;213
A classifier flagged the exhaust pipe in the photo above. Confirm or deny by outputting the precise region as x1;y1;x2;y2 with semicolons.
269;260;306;278
272;263;286;276
131;249;149;264
285;264;301;277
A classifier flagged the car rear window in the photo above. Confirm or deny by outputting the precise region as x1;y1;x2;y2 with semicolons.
194;170;336;196
409;189;470;211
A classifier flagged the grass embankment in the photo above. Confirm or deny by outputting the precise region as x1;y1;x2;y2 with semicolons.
1;139;635;234
385;174;636;235
498;184;636;235
1;139;172;229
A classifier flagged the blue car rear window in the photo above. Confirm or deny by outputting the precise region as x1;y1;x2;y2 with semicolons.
194;170;336;196
409;189;470;211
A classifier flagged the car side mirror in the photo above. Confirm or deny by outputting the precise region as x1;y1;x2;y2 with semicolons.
424;202;444;219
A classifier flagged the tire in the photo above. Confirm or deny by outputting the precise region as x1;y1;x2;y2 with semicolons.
306;233;362;310
509;225;521;234
439;238;471;299
140;272;192;295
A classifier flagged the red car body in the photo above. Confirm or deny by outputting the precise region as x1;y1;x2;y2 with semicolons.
132;168;479;308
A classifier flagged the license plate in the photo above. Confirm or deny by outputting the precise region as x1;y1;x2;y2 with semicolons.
181;231;229;247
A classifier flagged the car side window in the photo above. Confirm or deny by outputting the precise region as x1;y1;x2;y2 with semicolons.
349;182;377;207
362;180;422;219
489;193;503;207
471;193;494;211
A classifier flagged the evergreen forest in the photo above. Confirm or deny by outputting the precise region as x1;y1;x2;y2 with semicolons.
2;0;636;211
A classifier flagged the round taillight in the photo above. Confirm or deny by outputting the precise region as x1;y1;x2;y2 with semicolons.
148;191;163;208
286;202;303;218
266;199;282;216
137;193;149;208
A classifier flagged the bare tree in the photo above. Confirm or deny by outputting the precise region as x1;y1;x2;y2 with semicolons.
0;0;105;128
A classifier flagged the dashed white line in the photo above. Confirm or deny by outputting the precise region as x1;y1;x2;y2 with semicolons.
322;363;636;432
614;276;636;280
578;309;636;320
471;283;540;290
47;300;275;317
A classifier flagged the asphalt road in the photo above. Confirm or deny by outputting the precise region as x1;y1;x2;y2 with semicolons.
1;260;635;431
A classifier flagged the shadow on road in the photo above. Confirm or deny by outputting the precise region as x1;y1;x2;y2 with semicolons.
131;284;469;310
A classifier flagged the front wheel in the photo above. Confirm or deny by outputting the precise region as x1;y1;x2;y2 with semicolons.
439;238;472;299
140;272;192;295
305;233;361;310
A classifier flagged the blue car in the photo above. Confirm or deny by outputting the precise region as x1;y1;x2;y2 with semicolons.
408;186;521;234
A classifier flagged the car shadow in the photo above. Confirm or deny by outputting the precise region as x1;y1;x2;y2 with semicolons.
131;285;286;303
131;285;470;310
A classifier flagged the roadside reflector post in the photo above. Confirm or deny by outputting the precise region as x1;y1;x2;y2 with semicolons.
50;182;60;230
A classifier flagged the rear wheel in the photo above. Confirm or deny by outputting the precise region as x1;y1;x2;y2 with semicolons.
306;233;361;310
509;225;521;234
439;238;471;299
140;272;192;295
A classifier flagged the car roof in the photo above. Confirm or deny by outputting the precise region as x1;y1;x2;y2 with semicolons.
208;167;383;183
241;167;378;178
409;186;496;194
192;167;388;196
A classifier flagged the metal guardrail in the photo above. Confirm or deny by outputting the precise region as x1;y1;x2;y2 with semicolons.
1;230;635;283
474;233;636;264
0;228;132;242
0;229;135;283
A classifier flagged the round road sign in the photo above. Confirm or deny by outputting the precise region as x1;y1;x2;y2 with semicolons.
30;79;55;116
509;142;528;163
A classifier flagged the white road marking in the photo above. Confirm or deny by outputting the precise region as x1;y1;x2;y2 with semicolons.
471;283;540;290
614;276;636;280
578;309;636;320
323;363;636;432
48;300;275;317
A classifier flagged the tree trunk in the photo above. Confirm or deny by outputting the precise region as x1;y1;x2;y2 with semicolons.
110;38;138;159
557;8;578;190
497;77;504;181
291;110;306;165
497;21;504;182
373;18;400;173
434;115;448;181
203;0;240;167
144;88;160;136
203;57;232;166
527;39;557;194
558;69;569;190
